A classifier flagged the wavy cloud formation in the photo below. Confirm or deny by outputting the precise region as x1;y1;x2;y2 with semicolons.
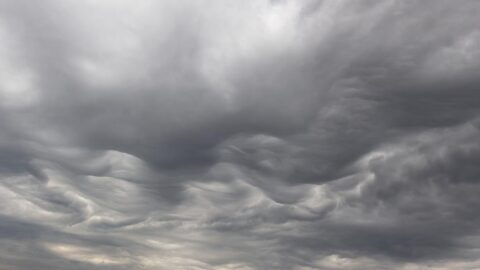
1;0;480;269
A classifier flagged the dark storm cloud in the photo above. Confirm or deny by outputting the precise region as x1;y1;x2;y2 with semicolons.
1;0;480;269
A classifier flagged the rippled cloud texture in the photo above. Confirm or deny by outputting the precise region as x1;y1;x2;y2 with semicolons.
1;0;480;269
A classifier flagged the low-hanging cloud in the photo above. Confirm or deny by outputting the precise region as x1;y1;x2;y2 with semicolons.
1;0;480;269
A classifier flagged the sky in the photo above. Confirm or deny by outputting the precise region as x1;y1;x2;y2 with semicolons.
0;0;480;269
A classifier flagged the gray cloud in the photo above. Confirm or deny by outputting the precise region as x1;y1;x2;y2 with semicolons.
1;0;480;269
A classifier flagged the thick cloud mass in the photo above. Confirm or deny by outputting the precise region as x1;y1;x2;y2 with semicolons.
1;0;480;269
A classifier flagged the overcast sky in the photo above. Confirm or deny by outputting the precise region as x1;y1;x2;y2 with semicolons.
1;0;480;269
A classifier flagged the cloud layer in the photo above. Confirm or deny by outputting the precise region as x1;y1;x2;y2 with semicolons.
1;0;480;269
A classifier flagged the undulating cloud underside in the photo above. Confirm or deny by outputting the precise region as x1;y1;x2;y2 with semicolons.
1;0;480;269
